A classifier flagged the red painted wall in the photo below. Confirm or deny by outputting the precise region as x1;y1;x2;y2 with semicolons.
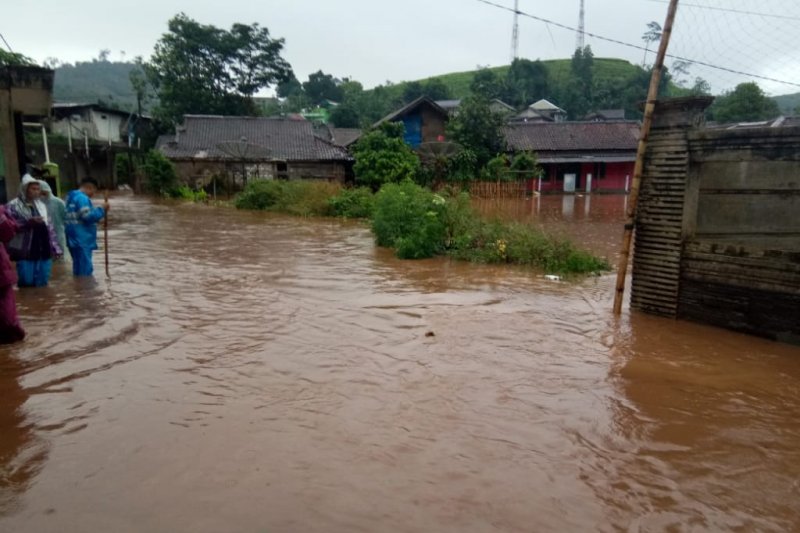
529;162;634;193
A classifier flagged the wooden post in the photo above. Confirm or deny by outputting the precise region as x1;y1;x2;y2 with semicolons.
613;0;680;315
103;191;110;278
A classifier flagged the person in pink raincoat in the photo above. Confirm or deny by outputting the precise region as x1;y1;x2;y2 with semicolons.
0;204;25;344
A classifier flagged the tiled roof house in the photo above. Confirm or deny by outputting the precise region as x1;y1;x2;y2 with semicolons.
504;121;641;193
157;115;352;186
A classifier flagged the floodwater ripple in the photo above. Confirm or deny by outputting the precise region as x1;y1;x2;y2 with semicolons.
0;195;798;533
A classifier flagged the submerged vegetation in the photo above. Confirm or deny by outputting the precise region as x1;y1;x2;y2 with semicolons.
234;179;609;275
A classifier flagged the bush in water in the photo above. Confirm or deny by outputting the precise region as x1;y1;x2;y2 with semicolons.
371;180;446;259
234;180;341;217
328;187;375;219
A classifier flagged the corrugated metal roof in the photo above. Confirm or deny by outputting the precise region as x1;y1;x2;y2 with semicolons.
504;121;640;153
157;115;352;161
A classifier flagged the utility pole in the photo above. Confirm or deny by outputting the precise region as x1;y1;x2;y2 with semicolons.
576;0;586;50
510;0;520;62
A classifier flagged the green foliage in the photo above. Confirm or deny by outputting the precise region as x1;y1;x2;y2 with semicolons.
485;154;511;181
303;70;343;105
352;124;420;190
329;102;361;127
446;95;506;167
402;78;451;103
470;68;506;100
371;181;446;259
710;82;780;123
146;13;293;125
0;50;37;66
234;180;340;216
143;150;178;196
448;219;608;274
446;149;479;183
328;187;375;218
370;182;608;272
115;153;138;185
173;185;208;202
504;58;549;107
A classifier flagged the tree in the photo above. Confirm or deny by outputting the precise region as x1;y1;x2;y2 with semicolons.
642;21;662;67
470;68;505;100
561;46;594;119
423;79;450;101
688;77;711;96
129;56;151;116
277;75;303;98
303;70;343;105
352;123;420;190
329;102;361;127
0;50;36;66
446;95;506;167
504;58;549;107
671;60;692;88
402;79;450;103
146;13;293;125
710;82;780;123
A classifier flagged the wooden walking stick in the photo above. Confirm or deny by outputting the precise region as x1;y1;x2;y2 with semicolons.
612;0;680;315
103;190;110;278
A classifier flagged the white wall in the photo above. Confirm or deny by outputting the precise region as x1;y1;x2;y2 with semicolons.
51;108;125;144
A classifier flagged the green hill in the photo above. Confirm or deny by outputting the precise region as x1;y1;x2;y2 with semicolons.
53;60;140;111
773;92;800;115
405;57;644;101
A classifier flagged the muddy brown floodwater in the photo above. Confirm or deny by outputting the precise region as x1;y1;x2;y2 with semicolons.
1;194;799;533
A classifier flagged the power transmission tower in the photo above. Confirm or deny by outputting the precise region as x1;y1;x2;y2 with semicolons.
511;0;520;62
576;0;586;50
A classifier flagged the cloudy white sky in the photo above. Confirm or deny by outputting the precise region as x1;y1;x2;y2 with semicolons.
4;0;800;95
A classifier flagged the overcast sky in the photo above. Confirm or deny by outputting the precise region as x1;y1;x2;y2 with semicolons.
4;0;800;95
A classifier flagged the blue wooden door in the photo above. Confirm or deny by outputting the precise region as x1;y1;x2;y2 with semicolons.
403;115;422;147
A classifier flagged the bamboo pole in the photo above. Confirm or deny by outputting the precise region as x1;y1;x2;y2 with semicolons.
612;0;680;315
103;191;110;278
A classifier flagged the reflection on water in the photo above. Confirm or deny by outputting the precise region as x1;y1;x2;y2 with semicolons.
0;195;798;532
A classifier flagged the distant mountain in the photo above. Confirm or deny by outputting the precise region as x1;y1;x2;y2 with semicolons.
53;60;140;111
773;92;800;115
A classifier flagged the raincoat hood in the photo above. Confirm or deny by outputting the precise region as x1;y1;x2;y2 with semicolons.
39;180;53;195
19;175;39;201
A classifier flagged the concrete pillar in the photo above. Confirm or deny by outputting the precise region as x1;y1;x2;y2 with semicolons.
630;96;713;317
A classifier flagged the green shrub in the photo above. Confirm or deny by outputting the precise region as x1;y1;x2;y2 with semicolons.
234;180;282;210
352;123;420;190
372;180;446;259
173;185;208;202
143;150;178;196
448;219;609;274
234;179;340;216
328;187;375;218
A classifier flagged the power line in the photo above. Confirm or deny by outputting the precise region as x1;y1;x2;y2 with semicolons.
645;0;800;22
474;0;800;89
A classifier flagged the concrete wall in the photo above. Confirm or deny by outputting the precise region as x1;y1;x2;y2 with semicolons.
172;159;347;191
0;66;54;201
631;97;800;344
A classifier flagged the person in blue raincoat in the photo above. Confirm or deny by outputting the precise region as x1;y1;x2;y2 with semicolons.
65;178;108;277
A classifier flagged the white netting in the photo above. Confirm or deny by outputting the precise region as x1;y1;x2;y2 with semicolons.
663;0;800;95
